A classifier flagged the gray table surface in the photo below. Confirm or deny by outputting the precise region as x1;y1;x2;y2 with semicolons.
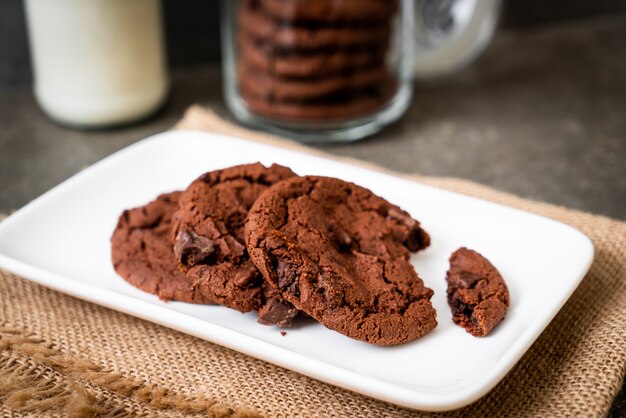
0;15;624;416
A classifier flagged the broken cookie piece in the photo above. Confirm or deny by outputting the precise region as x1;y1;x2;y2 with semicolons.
446;247;510;337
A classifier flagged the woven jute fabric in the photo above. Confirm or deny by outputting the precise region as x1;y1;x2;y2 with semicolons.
1;106;625;417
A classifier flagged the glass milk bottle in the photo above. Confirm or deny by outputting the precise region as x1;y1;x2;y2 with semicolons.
25;0;169;127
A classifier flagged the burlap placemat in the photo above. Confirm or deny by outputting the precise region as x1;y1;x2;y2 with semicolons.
1;105;624;417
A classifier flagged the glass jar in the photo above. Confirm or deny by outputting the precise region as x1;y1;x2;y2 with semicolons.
221;0;413;142
221;0;499;142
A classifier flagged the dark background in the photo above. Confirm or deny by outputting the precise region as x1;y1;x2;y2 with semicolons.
2;0;626;89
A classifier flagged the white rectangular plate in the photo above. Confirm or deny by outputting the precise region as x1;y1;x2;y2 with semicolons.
0;131;593;411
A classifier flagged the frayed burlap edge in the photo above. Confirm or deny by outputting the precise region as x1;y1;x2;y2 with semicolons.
0;325;258;418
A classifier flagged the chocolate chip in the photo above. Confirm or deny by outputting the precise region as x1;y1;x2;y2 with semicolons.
328;222;352;251
174;230;215;267
234;264;259;287
276;259;297;289
406;226;427;252
257;296;299;327
448;293;471;317
273;259;301;298
387;207;430;251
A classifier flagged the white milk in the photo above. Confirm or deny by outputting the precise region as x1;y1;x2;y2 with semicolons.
25;0;168;127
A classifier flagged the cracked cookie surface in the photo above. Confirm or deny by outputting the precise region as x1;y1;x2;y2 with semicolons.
446;247;510;337
245;176;436;345
172;163;299;326
111;192;213;303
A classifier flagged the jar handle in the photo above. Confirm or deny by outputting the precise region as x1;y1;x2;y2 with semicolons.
412;0;501;78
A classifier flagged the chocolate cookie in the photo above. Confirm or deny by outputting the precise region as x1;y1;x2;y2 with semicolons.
111;192;212;303
240;8;390;50
239;38;386;77
446;247;510;337
245;176;436;346
172;163;299;326
241;90;392;121
260;0;399;23
239;63;390;101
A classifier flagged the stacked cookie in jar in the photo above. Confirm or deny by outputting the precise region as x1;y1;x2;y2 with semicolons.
221;0;413;142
